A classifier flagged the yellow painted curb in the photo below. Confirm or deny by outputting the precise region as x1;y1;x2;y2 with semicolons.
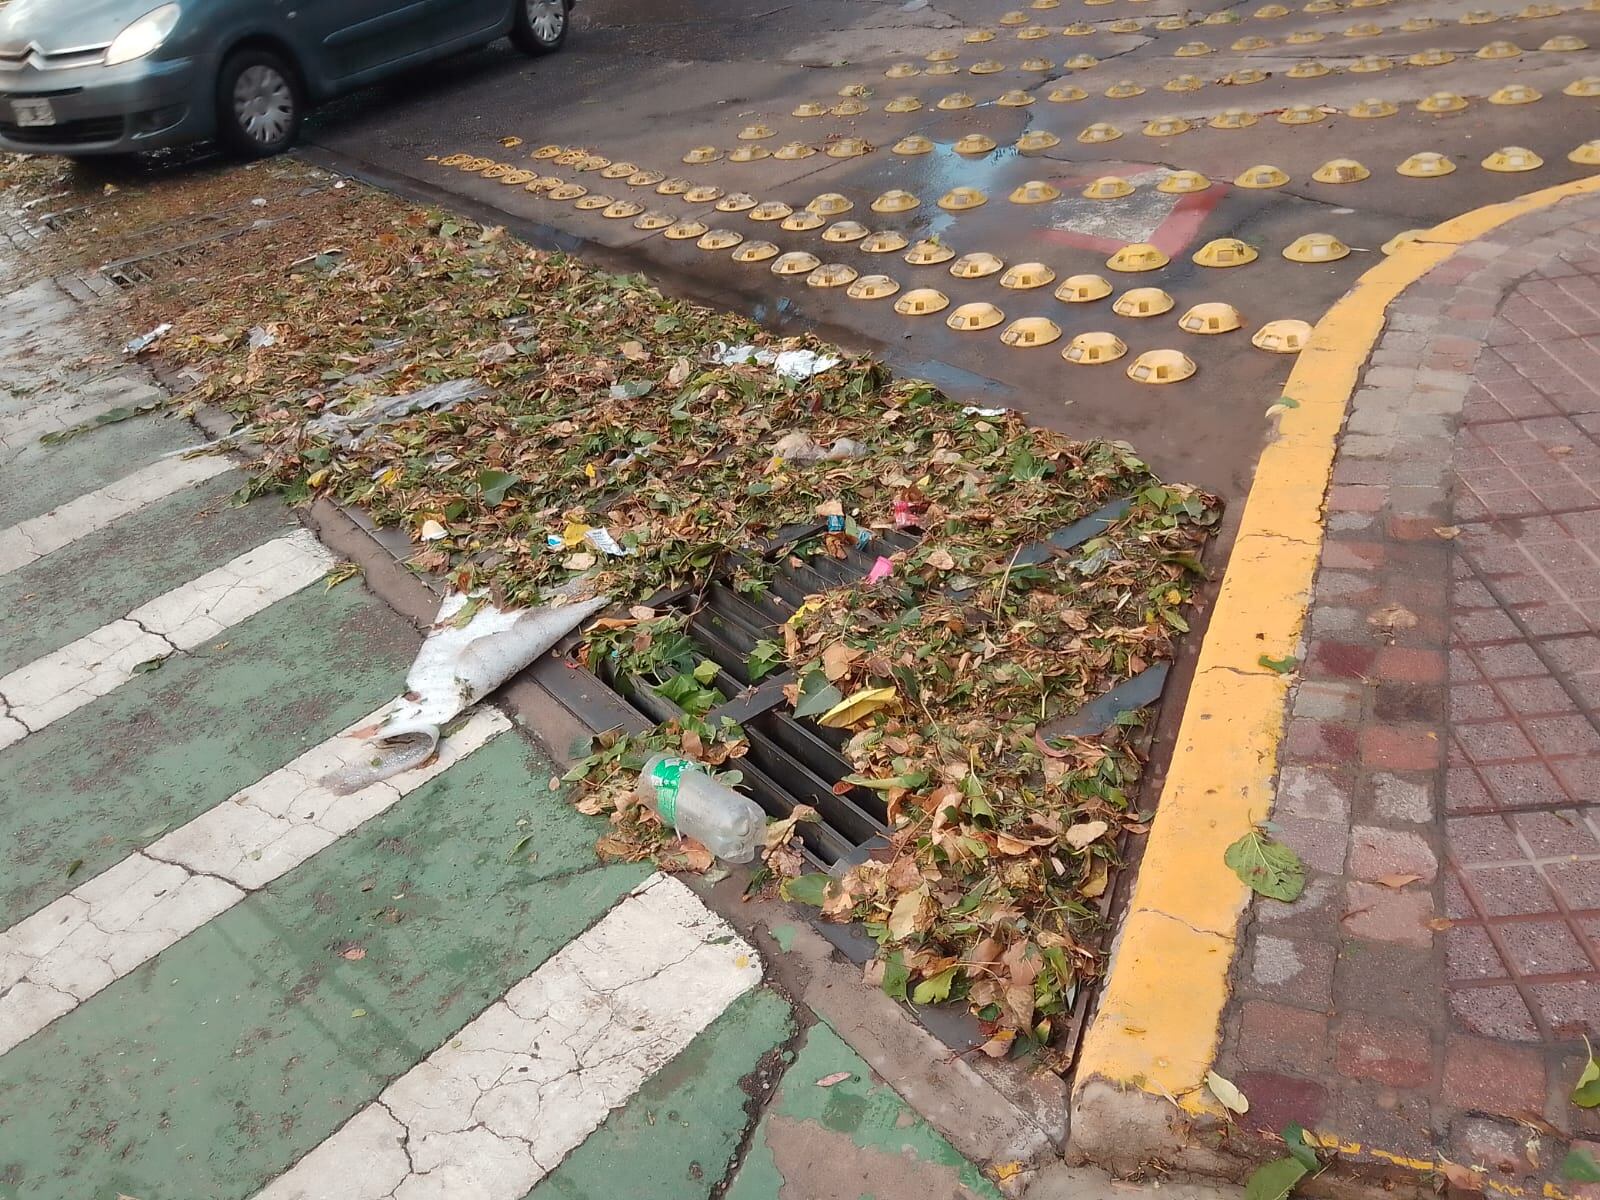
1073;173;1600;1118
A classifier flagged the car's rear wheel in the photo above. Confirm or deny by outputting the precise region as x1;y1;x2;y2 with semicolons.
216;48;302;159
511;0;569;54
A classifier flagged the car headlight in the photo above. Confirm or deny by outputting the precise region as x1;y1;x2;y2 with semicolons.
104;3;181;66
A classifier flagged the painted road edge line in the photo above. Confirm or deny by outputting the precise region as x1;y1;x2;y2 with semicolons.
0;704;510;1056
0;451;234;578
0;529;333;749
252;872;763;1200
1070;176;1600;1149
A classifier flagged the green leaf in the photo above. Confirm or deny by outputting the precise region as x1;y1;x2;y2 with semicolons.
748;637;784;683
1282;1123;1319;1172
1206;1069;1249;1115
65;858;83;879
1258;654;1298;674
692;659;720;685
1224;828;1305;902
1243;1157;1309;1200
1572;1037;1600;1107
508;834;534;860
911;965;959;1005
780;873;832;907
477;469;521;506
880;950;910;1001
794;673;843;720
131;655;168;674
1563;1149;1600;1182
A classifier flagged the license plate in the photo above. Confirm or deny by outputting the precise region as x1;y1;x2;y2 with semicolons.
11;98;55;127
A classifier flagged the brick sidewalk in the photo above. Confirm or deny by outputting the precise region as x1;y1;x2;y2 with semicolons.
1214;194;1600;1188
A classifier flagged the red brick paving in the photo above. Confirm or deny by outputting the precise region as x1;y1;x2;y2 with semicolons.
1215;196;1600;1190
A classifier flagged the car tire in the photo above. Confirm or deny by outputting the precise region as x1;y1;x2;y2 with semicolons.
215;47;303;159
510;0;570;54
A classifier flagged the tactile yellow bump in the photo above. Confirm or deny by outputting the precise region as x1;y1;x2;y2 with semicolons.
1224;68;1268;84
1065;53;1099;69
1001;318;1063;347
1179;302;1244;334
807;193;853;216
553;149;587;165
806;263;858;288
1174;40;1214;55
1380;229;1424;255
1349;54;1392;72
685;185;724;204
1285;60;1331;78
1018;28;1052;40
1257;2;1291;16
964;28;996;42
1349;97;1398;118
1010;179;1063;203
1159;170;1211;193
822;220;871;243
682;146;723;164
1193;237;1258;267
733;241;781;263
837;82;869;97
603;199;644;219
729;145;770;163
1566;76;1600;96
628;169;666;186
1286;30;1324;43
1542;35;1588;50
1344;21;1382;35
892;135;935;155
1253;319;1312;353
1401;15;1438;30
846;273;901;302
531;144;565;160
1460;8;1497;22
771;251;821;275
950;251;1005;278
774;142;816;161
1210;108;1259;129
600;161;639;179
1106;243;1170;272
1477;39;1522;57
1235;164;1290;188
1063;331;1128;364
782;211;826;231
1078;122;1123;143
1489;84;1541;104
1126;348;1196;383
1165;73;1204;91
871;190;920;215
1568;140;1600;164
1156;16;1192;30
1017;130;1062;152
954;133;998;154
656;177;691;195
1418;91;1468;113
1000;9;1031;25
697;229;744;251
926;47;958;62
737;124;774;141
905;240;956;265
745;200;792;223
940;187;988;211
1232;36;1271;50
947;302;1006;331
886;62;921;78
997;89;1035;106
791;102;827;117
1408;48;1455;66
1048;84;1088;102
1303;0;1338;11
969;59;1005;74
861;231;909;253
1283;232;1351;262
1056;274;1113;302
547;183;588;201
1021;56;1055;70
499;169;536;186
1109;18;1143;33
925;61;959;74
633;211;675;231
1518;1;1561;16
1483;146;1544;172
1313;158;1371;183
663;218;709;240
1279;103;1326;124
1397;151;1456;177
1144;115;1193;136
1113;287;1176;317
1064;21;1095;35
1202;8;1240;21
1084;176;1136;200
831;99;867;116
938;92;976;110
826;138;871;158
1032;0;1061;7
1001;262;1057;289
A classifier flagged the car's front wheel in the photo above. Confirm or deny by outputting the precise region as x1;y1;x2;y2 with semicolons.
215;48;302;159
510;0;570;54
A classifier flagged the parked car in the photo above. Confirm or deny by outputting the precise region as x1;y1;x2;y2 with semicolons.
0;0;572;158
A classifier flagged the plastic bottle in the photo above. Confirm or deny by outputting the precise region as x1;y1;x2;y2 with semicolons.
639;753;767;863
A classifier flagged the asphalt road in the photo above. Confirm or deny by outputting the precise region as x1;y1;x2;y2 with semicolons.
301;0;1600;506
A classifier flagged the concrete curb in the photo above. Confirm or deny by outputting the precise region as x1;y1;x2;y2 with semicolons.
1068;175;1600;1178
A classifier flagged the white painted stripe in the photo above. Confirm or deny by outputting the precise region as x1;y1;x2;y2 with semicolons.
0;705;510;1056
0;452;234;577
0;377;165;462
0;530;334;750
253;874;762;1200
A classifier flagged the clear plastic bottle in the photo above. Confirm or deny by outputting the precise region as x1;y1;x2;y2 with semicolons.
639;753;767;863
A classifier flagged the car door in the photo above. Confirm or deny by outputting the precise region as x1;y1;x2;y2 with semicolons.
290;0;438;81
421;0;507;47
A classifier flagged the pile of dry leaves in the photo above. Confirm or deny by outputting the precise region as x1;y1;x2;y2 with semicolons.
63;173;1218;1058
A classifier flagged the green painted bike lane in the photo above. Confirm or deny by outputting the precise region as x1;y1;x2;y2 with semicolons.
0;410;197;529
0;582;414;924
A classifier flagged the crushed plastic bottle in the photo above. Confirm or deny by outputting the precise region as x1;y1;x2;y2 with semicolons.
640;754;767;863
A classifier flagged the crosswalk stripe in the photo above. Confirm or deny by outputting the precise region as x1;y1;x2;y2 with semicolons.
0;704;509;1056
253;874;763;1200
0;452;234;577
0;376;165;463
0;530;333;750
